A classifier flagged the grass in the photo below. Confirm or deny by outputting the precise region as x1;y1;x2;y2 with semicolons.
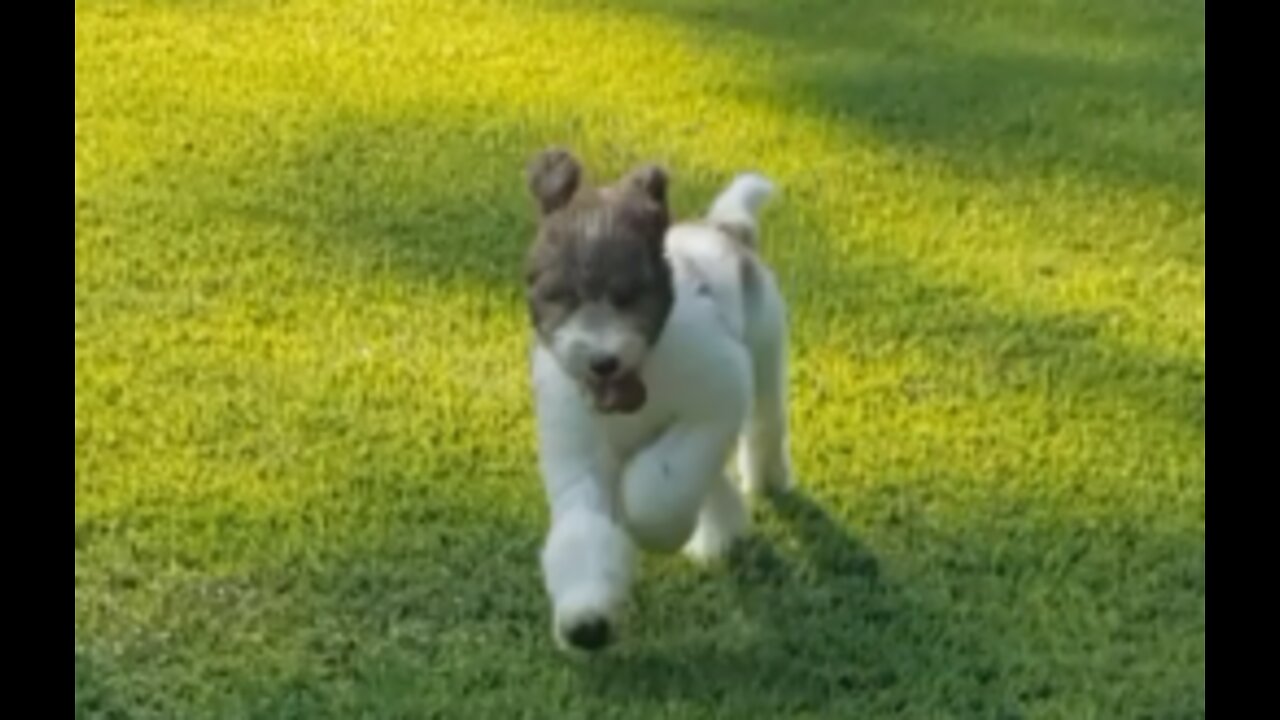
75;0;1205;717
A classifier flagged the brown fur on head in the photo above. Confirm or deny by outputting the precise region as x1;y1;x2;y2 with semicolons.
523;148;674;413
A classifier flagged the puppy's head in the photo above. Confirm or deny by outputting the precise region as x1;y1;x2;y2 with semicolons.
523;148;674;414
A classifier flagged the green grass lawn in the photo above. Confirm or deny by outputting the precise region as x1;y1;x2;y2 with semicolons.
75;0;1205;717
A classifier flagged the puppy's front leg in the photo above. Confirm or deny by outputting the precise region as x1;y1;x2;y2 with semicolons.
619;418;743;553
541;481;634;652
533;354;635;652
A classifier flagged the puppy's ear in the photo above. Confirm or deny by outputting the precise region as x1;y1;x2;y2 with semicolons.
623;163;668;207
527;148;582;214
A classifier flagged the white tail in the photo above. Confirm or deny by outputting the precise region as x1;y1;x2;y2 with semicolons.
707;173;775;246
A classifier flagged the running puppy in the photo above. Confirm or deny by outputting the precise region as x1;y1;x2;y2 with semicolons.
523;149;793;651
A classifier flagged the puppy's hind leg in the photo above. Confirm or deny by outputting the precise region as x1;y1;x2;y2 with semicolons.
683;471;750;563
738;328;794;496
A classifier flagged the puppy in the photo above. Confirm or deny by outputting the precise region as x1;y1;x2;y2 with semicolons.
522;149;792;651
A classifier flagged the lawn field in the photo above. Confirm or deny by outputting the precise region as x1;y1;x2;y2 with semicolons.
75;1;1205;717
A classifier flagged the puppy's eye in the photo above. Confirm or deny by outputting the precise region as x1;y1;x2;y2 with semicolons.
611;289;639;308
540;286;574;305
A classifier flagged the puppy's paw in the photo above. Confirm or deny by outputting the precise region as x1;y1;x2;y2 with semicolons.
555;611;615;653
553;585;622;653
683;525;742;564
742;459;795;497
683;483;750;564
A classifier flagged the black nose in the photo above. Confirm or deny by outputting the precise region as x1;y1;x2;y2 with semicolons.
589;355;620;377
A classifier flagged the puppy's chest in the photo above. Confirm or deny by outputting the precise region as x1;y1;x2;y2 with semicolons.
597;378;678;460
596;295;749;459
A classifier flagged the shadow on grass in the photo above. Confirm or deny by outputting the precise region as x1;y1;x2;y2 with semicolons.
583;494;917;715
554;493;1158;716
76;649;128;720
206;116;1203;443
565;0;1205;203
577;490;1203;717
776;226;1206;437
101;486;1192;717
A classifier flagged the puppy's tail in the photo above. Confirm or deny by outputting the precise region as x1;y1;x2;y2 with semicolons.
706;173;774;249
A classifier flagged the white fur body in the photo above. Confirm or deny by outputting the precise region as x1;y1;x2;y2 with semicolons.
531;174;792;648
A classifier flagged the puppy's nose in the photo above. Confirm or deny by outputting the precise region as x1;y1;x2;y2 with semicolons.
588;355;620;378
